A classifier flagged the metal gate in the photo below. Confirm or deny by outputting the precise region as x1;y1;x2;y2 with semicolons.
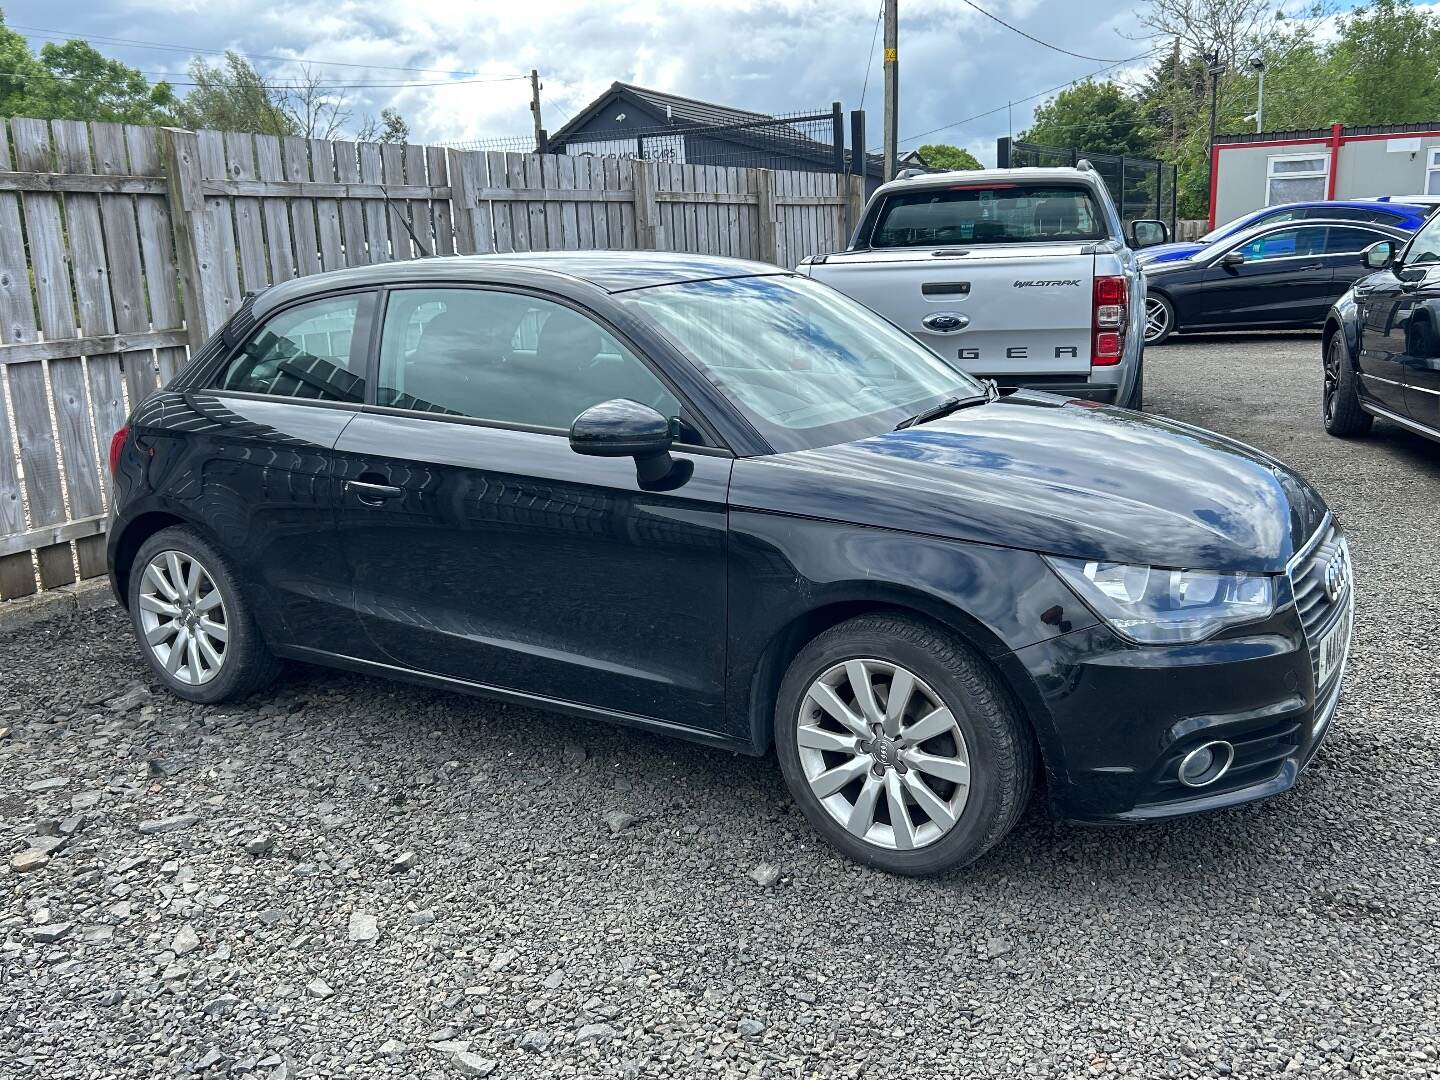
996;138;1177;228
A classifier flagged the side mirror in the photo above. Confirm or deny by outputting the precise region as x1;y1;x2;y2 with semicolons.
1362;239;1397;270
1221;250;1247;268
570;398;675;483
1128;219;1170;249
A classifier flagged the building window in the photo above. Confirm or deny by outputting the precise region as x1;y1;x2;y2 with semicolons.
1266;154;1328;205
1426;148;1440;195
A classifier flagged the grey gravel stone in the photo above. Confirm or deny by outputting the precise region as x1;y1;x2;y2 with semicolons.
518;1030;551;1053
108;685;151;713
171;923;200;955
136;813;200;835
9;849;49;873
241;834;273;855
348;910;378;942
575;1022;617;1043
737;1017;765;1037
604;810;637;834
31;922;72;943
305;978;334;999
451;1050;496;1076
748;862;781;887
389;850;416;873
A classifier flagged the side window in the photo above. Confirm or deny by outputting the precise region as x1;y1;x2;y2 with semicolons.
1406;212;1440;266
1323;227;1385;255
217;294;372;401
377;288;684;432
1237;226;1326;262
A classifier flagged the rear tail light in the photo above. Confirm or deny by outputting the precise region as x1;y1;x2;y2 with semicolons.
1092;275;1127;367
109;425;129;476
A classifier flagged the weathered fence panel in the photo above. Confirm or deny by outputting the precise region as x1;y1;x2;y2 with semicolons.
0;115;854;603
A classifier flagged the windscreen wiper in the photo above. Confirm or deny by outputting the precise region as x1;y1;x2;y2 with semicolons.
894;390;989;430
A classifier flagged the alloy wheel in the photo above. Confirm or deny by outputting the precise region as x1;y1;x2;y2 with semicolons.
1323;339;1340;421
137;550;229;686
796;659;971;851
1143;296;1170;344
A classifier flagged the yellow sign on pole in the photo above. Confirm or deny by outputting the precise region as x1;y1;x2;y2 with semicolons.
884;47;897;62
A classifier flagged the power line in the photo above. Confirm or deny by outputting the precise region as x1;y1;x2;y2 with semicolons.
955;0;1138;64
0;64;530;90
858;0;884;112
9;21;530;80
886;46;1166;149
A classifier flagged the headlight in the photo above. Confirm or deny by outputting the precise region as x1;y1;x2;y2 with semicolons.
1047;556;1275;644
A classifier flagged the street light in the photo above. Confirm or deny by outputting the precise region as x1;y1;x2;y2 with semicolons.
1248;56;1266;133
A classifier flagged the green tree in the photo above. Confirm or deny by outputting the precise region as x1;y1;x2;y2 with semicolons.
22;39;176;124
357;106;409;144
1332;0;1440;123
1019;80;1154;158
175;52;295;135
915;143;981;170
0;12;40;118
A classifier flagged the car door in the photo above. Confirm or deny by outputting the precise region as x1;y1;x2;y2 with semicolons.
1356;215;1440;417
331;284;733;731
187;290;376;652
1194;225;1333;328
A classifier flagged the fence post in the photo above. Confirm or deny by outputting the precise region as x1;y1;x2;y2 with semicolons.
632;159;662;250
996;137;1011;169
755;169;779;265
447;148;492;255
848;109;867;240
162;127;229;351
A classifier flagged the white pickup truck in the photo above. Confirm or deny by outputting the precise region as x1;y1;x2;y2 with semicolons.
800;164;1162;410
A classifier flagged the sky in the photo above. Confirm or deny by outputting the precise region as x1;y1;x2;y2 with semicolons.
3;0;1381;165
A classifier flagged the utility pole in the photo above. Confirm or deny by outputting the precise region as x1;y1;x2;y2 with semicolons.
882;0;898;181
529;69;545;153
1205;52;1223;203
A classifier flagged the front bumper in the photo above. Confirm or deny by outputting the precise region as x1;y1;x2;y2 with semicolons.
1003;519;1352;823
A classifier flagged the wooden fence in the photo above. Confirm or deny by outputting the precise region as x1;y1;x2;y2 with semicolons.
0;116;860;603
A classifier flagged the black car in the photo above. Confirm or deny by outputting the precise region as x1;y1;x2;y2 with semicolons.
106;252;1353;876
1143;218;1411;345
1323;210;1440;443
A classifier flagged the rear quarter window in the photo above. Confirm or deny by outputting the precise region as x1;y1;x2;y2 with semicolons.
869;184;1107;247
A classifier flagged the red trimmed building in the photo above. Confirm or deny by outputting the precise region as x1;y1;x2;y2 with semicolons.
1209;121;1440;227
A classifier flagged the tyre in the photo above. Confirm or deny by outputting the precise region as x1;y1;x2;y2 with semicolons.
774;614;1034;877
1121;356;1144;411
1143;293;1175;346
127;526;281;704
1322;332;1373;438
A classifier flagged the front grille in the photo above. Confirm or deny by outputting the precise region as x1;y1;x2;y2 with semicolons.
1288;516;1352;692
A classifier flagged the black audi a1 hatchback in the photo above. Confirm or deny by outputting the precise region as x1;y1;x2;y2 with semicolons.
107;252;1353;876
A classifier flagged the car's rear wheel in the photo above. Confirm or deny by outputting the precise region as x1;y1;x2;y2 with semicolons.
1322;332;1373;437
1143;294;1175;346
774;614;1033;877
127;526;281;703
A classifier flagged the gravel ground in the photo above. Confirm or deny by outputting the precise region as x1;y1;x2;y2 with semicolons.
3;332;1439;1079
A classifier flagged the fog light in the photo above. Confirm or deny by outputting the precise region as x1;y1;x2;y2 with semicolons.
1177;740;1234;788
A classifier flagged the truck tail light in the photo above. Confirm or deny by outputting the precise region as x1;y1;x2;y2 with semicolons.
109;425;129;476
1093;275;1127;367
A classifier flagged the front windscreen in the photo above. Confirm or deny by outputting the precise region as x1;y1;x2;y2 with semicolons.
621;275;981;452
868;183;1107;247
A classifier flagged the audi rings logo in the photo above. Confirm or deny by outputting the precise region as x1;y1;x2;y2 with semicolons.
1323;546;1348;604
922;312;969;333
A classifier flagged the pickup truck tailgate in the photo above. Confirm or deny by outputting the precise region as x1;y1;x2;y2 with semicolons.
808;245;1096;378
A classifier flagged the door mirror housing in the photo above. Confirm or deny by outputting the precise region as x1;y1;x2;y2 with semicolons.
1362;239;1397;270
1128;219;1170;249
570;398;675;483
1220;250;1247;268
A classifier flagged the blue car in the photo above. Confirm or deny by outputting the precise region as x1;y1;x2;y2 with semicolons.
1138;199;1431;265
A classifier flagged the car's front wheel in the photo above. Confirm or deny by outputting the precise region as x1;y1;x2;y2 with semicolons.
774;615;1034;876
127;526;281;703
1322;332;1373;437
1143;293;1175;346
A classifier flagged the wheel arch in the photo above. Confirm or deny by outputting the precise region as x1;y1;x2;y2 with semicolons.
109;509;216;609
743;592;1047;771
1322;309;1359;369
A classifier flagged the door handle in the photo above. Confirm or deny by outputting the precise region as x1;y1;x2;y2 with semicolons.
345;479;404;504
1298;262;1324;272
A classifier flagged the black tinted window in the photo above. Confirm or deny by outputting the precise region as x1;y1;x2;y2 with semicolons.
377;288;682;431
1306;207;1400;225
1323;227;1388;255
870;184;1106;246
218;294;371;401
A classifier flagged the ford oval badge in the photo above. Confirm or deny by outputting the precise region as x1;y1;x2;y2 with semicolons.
922;312;969;333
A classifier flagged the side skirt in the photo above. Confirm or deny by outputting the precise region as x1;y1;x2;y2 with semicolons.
274;644;757;755
1360;400;1440;445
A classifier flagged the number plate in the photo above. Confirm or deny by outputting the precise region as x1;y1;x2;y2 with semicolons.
1316;599;1353;690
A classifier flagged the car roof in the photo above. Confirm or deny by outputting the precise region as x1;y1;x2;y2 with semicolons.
1240;199;1426;217
252;251;787;318
874;165;1102;195
1198;217;1411;254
